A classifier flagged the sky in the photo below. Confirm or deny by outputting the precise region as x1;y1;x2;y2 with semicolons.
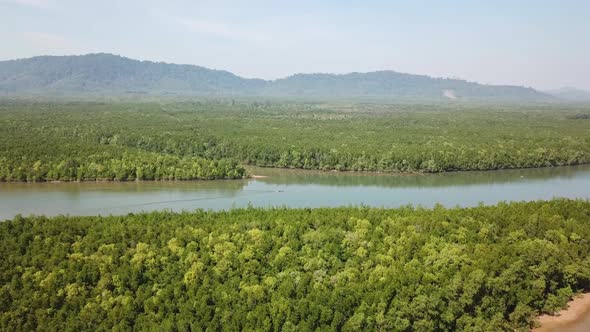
1;0;589;90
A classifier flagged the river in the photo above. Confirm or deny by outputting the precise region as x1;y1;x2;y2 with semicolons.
2;164;590;329
0;165;589;221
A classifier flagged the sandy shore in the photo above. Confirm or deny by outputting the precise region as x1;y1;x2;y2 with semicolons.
533;293;590;331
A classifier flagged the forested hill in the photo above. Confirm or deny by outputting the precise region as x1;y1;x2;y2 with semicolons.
0;53;553;101
545;87;590;102
267;71;549;100
0;54;266;96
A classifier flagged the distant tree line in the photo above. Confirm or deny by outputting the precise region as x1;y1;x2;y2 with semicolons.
0;101;589;181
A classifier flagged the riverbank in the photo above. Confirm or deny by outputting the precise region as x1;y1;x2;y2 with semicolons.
249;174;269;178
1;164;589;221
0;176;249;183
3;162;590;184
245;162;590;178
534;294;590;331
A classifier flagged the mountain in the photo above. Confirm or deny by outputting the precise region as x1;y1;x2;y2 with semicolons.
264;71;549;101
0;53;554;101
545;87;590;102
0;53;265;96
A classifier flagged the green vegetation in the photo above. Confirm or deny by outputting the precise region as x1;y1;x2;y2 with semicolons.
0;53;551;101
0;101;250;181
1;199;589;331
0;151;244;182
0;100;588;181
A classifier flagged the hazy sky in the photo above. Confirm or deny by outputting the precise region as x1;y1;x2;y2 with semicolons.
1;0;589;90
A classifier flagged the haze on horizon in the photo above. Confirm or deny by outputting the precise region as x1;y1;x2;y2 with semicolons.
1;0;589;91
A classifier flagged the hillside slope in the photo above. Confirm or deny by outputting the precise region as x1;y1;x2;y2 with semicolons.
0;53;553;101
546;87;590;102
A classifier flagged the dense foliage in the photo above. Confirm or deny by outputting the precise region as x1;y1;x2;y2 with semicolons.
0;100;588;181
0;102;251;181
0;150;245;182
1;199;589;331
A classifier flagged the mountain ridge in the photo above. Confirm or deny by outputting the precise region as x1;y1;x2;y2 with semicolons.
0;53;555;101
545;87;590;102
